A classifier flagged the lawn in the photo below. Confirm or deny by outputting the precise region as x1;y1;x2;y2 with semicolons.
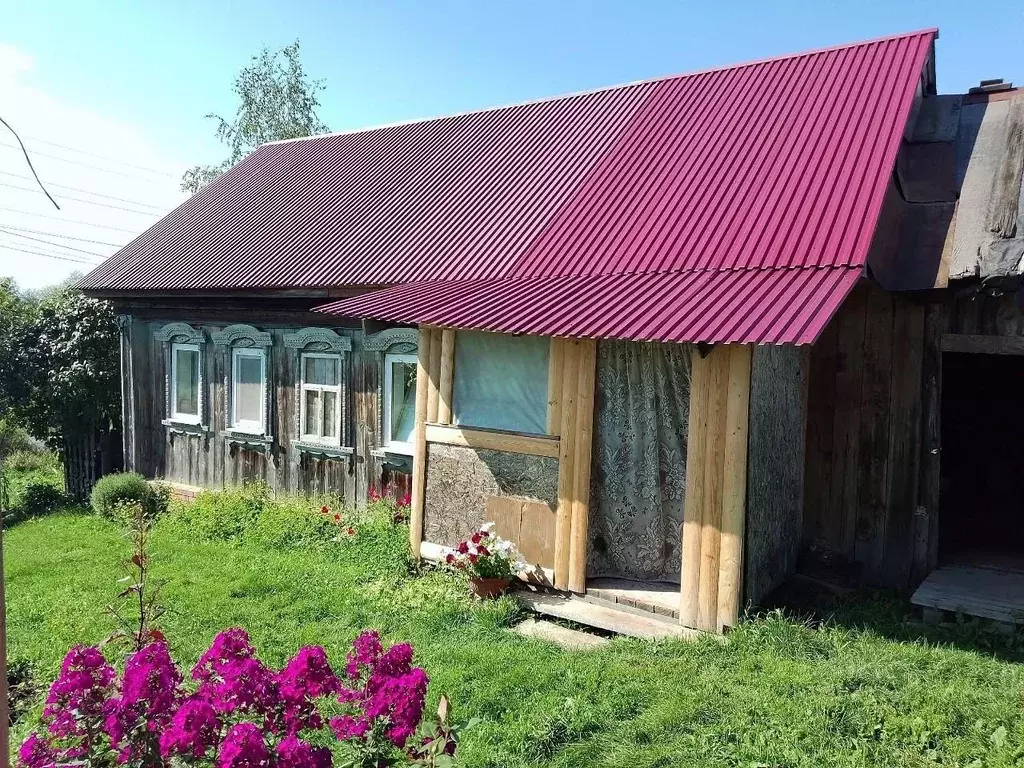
5;484;1024;767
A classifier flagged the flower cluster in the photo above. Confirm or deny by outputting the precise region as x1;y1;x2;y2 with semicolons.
445;522;526;580
19;628;452;768
320;505;356;537
368;485;412;522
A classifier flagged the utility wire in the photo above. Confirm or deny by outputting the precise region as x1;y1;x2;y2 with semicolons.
0;141;176;185
0;170;173;211
0;224;124;247
0;242;101;265
0;227;106;257
0;206;139;233
24;134;176;177
0;114;60;209
0;180;167;216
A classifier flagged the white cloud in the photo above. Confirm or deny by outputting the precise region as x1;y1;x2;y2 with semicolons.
0;42;189;291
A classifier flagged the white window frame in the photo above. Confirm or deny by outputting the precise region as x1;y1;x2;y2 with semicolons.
231;347;267;434
170;343;202;425
382;352;418;454
299;352;343;445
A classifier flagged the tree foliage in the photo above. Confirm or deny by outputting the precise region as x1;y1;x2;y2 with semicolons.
0;277;32;414
181;40;328;193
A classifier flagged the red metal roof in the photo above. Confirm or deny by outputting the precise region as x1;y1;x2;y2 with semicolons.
81;29;935;345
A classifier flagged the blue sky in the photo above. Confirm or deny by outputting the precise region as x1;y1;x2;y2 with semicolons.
1;0;1023;287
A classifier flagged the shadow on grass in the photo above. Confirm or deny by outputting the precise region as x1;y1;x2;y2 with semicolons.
3;503;91;530
756;578;1024;663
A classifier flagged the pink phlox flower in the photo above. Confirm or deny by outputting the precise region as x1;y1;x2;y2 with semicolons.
276;734;332;768
159;696;220;759
17;733;58;768
344;630;383;679
364;668;429;748
193;628;276;716
329;713;370;741
276;646;339;734
217;722;271;768
42;645;115;740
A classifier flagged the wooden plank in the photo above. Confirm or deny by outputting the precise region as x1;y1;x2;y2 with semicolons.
940;333;1024;355
568;339;597;594
680;348;710;628
425;327;442;424
913;302;944;584
546;337;564;435
553;340;580;591
803;319;838;544
856;286;894;582
437;328;456;425
423;423;560;457
518;591;698;640
911;565;1024;624
987;95;1024;239
882;300;925;587
518;500;556;569
717;345;752;631
697;347;728;633
486;496;524;543
409;327;433;554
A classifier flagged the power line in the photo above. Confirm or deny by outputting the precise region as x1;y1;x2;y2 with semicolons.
0;141;177;185
24;135;176;178
0;114;60;209
0;242;101;265
0;227;106;257
0;224;124;247
0;180;168;216
0;170;174;211
0;206;140;233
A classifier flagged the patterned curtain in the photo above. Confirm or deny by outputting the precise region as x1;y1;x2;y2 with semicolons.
587;340;691;583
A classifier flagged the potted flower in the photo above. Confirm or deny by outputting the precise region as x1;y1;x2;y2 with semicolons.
444;523;526;598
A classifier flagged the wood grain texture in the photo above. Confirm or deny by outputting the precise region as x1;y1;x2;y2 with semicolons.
941;333;1024;355
987;96;1024;239
568;339;597;594
546;337;564;436
426;327;442;424
410;327;433;554
437;328;456;425
717;345;752;631
913;302;944;584
680;349;711;628
697;348;727;633
554;340;580;591
423;424;560;457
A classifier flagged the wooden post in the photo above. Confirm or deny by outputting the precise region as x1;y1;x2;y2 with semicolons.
717;345;752;632
425;327;443;424
546;338;564;435
409;327;434;555
567;339;597;594
553;340;580;590
680;349;711;627
437;329;456;426
697;349;727;632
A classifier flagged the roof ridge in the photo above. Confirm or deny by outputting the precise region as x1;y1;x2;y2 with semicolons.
262;28;937;149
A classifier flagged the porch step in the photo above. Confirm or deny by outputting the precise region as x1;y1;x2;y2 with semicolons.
911;563;1024;625
512;618;609;649
516;589;702;640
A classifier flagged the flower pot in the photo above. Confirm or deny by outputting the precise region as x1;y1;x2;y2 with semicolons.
468;576;510;599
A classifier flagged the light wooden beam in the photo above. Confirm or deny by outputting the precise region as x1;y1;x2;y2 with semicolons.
680;349;711;628
567;339;597;594
425;327;443;423
424;423;560;458
546;338;564;435
437;329;456;425
409;327;434;555
553;339;581;590
697;348;727;632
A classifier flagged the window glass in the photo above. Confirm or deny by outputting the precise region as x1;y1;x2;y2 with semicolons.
304;389;322;436
300;353;342;443
234;352;264;428
304;356;338;387
387;358;417;446
452;331;549;434
173;346;199;418
323;391;338;438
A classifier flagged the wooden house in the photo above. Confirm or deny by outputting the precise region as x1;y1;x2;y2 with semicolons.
81;28;1024;633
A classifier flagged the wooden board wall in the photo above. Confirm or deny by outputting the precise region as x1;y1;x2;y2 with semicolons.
680;344;752;633
803;281;928;588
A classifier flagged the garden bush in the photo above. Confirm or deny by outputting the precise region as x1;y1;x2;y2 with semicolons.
3;450;58;474
0;416;33;461
90;472;168;521
16;481;69;518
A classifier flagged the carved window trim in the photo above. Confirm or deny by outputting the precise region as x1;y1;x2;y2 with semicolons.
155;322;209;432
365;328;418;456
283;327;353;455
212;324;273;441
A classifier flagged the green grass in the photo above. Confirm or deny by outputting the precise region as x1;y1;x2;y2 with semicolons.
6;488;1024;767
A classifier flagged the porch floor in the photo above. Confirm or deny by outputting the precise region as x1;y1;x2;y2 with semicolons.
911;553;1024;625
586;577;680;620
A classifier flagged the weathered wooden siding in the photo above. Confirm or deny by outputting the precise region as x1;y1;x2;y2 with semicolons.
745;345;808;605
803;280;927;588
122;314;406;505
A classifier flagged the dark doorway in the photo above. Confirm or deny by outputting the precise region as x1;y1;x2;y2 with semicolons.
940;352;1024;563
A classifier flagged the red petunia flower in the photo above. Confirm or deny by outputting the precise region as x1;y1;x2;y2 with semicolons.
346;527;355;536
334;514;341;522
470;533;481;544
477;545;490;557
468;554;478;564
457;541;469;554
445;553;455;564
321;505;329;514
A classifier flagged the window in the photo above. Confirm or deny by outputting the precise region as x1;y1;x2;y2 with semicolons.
231;348;266;433
300;354;342;443
452;331;549;434
383;353;417;453
170;343;201;423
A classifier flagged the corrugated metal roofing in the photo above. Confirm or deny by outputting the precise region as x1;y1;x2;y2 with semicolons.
81;29;935;345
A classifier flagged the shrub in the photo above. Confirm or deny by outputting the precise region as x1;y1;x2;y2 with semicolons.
0;416;33;461
90;472;168;521
17;481;69;517
3;450;59;474
165;482;269;542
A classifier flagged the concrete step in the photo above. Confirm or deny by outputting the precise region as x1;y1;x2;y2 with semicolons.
516;590;703;641
512;618;609;649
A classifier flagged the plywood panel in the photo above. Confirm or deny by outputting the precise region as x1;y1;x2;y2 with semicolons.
520;500;556;570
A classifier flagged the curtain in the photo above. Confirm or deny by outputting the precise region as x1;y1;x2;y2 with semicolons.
587;340;691;583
